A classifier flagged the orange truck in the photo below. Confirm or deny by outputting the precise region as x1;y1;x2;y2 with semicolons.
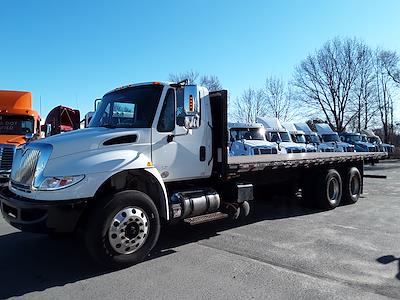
0;91;41;185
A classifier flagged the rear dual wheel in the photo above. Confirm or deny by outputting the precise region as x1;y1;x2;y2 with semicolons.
303;167;362;209
303;169;342;209
342;167;362;205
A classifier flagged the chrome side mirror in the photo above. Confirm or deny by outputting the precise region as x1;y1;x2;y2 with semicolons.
45;124;52;137
24;133;36;142
176;85;200;129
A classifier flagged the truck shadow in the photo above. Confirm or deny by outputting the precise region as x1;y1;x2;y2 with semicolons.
0;195;320;298
377;255;400;280
153;195;320;252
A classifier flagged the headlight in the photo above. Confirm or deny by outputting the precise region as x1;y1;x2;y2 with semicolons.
38;175;85;191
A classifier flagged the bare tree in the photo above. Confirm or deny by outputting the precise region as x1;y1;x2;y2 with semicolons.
168;70;222;91
293;37;368;132
261;76;295;121
199;75;222;92
230;88;266;123
168;70;199;84
352;44;378;131
378;50;400;84
374;49;397;143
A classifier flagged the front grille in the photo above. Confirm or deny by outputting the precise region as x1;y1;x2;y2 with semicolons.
272;148;278;154
292;149;302;153
346;147;354;152
368;146;375;152
11;148;40;187
0;147;15;171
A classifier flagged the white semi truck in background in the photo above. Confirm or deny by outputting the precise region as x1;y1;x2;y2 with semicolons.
315;123;355;152
361;129;395;155
256;117;307;153
281;122;317;152
0;81;384;268
228;123;278;156
294;123;335;152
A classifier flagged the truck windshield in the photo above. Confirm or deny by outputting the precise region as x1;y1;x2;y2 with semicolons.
230;128;264;141
322;134;340;142
368;136;381;144
344;135;361;143
0;115;34;135
293;134;306;143
306;134;320;144
280;131;291;142
90;85;163;128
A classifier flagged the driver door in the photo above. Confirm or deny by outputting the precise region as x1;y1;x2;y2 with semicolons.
151;88;212;182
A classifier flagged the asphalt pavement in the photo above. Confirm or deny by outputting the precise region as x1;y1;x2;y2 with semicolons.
0;160;399;299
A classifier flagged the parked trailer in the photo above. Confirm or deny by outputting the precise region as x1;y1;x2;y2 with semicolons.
0;81;385;268
43;105;80;137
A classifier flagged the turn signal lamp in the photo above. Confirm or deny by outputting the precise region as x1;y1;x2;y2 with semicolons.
189;95;194;111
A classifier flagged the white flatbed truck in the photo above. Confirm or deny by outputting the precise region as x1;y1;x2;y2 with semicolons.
0;81;385;268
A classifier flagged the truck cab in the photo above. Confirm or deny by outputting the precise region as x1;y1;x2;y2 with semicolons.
282;122;317;152
0;91;41;185
228;123;278;156
338;132;377;152
294;123;335;152
256;117;306;153
315;124;355;152
360;129;395;155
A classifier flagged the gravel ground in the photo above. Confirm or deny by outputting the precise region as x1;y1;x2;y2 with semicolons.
0;160;399;299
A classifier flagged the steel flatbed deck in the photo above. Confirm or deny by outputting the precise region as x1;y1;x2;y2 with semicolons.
227;152;386;174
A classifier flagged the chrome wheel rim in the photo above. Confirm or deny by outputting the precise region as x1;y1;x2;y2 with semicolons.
327;177;340;203
108;207;149;255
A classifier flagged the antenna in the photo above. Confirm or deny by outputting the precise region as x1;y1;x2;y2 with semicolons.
40;95;42;116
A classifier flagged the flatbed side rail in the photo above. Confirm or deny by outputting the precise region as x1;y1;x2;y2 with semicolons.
227;152;387;175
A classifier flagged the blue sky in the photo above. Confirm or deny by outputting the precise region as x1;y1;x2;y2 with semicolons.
1;0;399;120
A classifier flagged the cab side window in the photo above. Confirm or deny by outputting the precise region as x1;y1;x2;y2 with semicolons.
157;89;175;132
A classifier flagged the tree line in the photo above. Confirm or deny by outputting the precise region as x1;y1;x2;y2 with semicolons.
168;37;400;143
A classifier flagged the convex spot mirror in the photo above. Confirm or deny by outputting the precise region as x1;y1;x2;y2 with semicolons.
176;85;200;129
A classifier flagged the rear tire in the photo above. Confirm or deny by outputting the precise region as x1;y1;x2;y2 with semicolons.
303;169;342;209
342;167;361;205
84;190;160;268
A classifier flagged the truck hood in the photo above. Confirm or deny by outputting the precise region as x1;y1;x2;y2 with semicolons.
31;127;151;159
0;135;25;145
280;142;305;149
381;143;394;148
242;139;276;148
354;141;375;148
322;141;351;149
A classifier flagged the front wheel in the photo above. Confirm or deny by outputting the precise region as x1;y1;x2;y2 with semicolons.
84;190;160;268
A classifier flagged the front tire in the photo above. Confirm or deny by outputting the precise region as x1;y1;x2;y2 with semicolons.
84;190;160;268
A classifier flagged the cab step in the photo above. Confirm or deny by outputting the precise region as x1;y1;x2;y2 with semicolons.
184;212;228;225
